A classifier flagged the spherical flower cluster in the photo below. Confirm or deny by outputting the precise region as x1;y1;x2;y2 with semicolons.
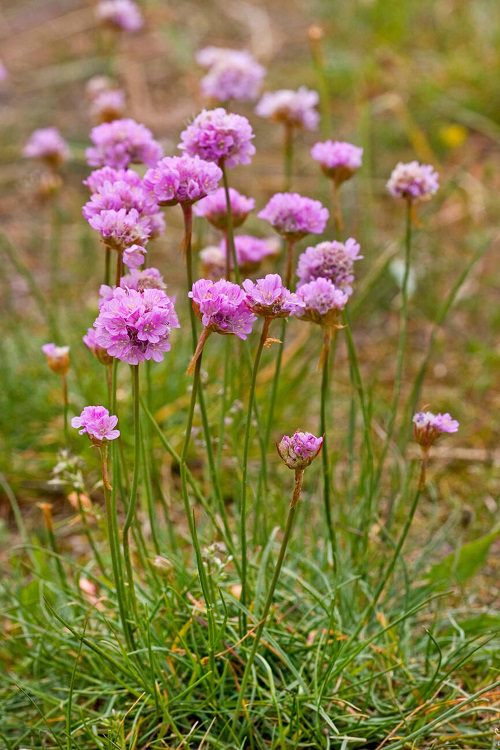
277;431;323;470
197;46;265;103
90;89;126;123
179;108;255;168
387;161;439;202
297;277;350;326
83;328;113;365
94;286;179;365
72;406;120;444
84;166;142;193
258;192;328;239
42;343;70;375
189;279;256;340
413;411;459;449
256;87;319;131
297;238;362;293
143;155;222;206
87;207;150;253
120;266;166;291
311;140;363;183
194;187;254;230
242;274;304;319
95;0;143;32
86;119;162;169
222;234;278;270
23;128;70;168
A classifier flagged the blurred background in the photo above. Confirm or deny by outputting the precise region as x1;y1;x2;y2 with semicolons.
0;0;498;587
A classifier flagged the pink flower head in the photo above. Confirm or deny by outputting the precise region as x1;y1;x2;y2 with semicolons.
94;286;180;365
88;207;151;251
42;343;70;375
84;166;143;193
387;161;439;202
86;119;162;169
199;245;226;280
221;234;279;271
83;327;113;365
277;431;323;470
196;47;265;103
179;108;255;168
23;128;70;168
297;238;362;293
258;192;328;239
242;274;305;319
189;279;256;340
90;89;126;123
71;406;120;444
96;0;143;32
194;187;254;230
122;244;147;269
310;140;363;183
120;266;166;291
413;411;459;449
143;155;222;206
297;277;350;326
256;87;319;131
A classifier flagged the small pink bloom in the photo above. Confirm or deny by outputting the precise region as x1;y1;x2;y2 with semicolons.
277;431;323;470
72;405;120;443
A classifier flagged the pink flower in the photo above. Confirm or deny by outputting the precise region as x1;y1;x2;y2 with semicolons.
72;406;120;443
84;167;142;193
94;287;180;365
310;140;363;183
86;119;162;169
122;244;147;268
296;277;350;326
88;207;151;250
221;234;279;271
42;343;70;375
120;267;166;291
23;128;70;168
90;89;126;123
413;411;459;449
189;279;255;340
194;187;254;230
258;192;328;239
387;161;439;202
297;239;362;293
179;108;255;168
277;431;323;470
256;87;319;131
83;328;113;365
243;274;304;319
96;0;143;32
196;47;265;103
143;155;222;206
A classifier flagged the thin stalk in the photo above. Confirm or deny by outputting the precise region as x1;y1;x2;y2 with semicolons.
283;123;294;191
233;469;304;732
319;327;337;570
115;251;123;288
374;199;413;488
240;317;271;631
308;25;331;138
104;246;111;286
122;365;140;622
76;491;105;573
331;180;344;236
284;237;297;289
99;443;134;650
61;374;69;447
220;161;239;282
182;203;196;344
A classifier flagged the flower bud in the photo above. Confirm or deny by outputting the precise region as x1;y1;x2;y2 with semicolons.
277;431;323;470
413;410;459;450
42;343;70;375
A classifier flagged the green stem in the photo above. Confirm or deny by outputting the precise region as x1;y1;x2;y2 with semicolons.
61;374;69;447
283;123;294;192
284;237;297;290
319;328;337;570
240;317;271;632
331;180;343;237
233;469;304;732
182;203;196;348
122;365;140;622
220;161;239;282
104;246;111;286
374;200;413;489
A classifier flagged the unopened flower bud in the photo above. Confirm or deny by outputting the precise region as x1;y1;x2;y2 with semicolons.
42;343;70;375
277;431;323;470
